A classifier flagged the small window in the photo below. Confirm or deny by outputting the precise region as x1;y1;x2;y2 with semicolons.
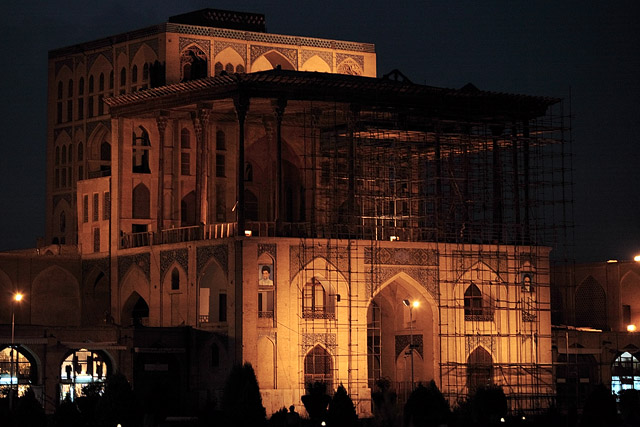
214;62;223;76
67;79;73;97
303;278;332;319
83;195;89;223
99;73;105;92
143;63;149;81
57;81;63;99
216;130;226;150
216;154;225;177
219;293;227;322
171;268;180;291
236;64;245;73
120;67;126;87
78;77;84;96
93;227;100;252
103;192;110;220
464;283;492;320
131;65;138;84
181;153;190;176
93;194;99;222
225;63;234;74
88;75;94;93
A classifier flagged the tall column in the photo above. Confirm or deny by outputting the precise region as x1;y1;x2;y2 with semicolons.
191;104;211;225
155;112;169;230
233;94;249;364
273;98;287;233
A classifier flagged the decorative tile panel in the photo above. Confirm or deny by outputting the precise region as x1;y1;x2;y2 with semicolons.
214;41;247;61
250;45;297;68
118;253;150;282
197;244;228;275
160;249;189;278
395;334;423;358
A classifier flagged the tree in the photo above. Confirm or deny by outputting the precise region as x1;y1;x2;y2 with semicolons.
371;377;399;427
579;384;617;427
96;372;139;427
13;387;46;427
301;382;330;426
403;381;450;427
328;384;358;427
222;362;267;427
619;389;640;427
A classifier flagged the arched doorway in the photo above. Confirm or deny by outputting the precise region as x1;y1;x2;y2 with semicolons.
304;345;333;390
59;349;111;401
612;351;640;395
122;292;150;327
366;276;434;398
467;347;493;392
0;346;37;397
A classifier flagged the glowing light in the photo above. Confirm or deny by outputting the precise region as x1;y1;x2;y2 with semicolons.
390;235;399;241
14;293;23;302
244;230;252;237
607;259;618;263
412;300;420;308
628;324;637;332
634;255;640;262
321;422;326;427
500;418;505;423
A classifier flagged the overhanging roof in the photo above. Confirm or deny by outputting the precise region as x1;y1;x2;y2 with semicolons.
105;69;560;120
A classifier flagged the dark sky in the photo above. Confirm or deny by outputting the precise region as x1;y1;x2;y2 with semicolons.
0;1;638;262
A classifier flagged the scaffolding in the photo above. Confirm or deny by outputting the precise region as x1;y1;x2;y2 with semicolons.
284;88;572;414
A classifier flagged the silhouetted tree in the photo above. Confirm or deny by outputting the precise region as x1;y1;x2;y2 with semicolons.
403;381;450;427
268;406;288;427
371;377;399;427
96;372;139;427
301;382;330;426
222;362;266;427
327;384;358;427
619;389;640;427
454;385;507;426
13;387;46;427
579;384;617;427
54;395;82;427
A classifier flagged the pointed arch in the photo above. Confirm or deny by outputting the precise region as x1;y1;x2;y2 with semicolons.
32;266;80;326
199;259;228;324
132;183;150;219
162;263;187;326
300;54;331;73
575;275;607;329
120;264;150;324
132;125;151;174
180;190;196;226
122;291;150;327
82;267;110;325
304;345;333;388
87;124;111;176
257;336;276;389
181;44;208;81
252;50;295;72
467;346;493;391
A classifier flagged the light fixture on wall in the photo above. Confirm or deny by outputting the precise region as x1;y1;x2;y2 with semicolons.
628;324;637;332
244;230;252;237
402;299;419;390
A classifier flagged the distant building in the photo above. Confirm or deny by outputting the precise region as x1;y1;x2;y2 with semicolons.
551;260;640;412
0;8;571;417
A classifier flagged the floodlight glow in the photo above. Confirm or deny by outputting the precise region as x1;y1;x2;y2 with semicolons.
628;324;637;332
634;255;640;262
14;293;23;302
244;230;252;237
412;300;420;308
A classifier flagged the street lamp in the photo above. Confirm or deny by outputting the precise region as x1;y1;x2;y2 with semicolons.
10;292;23;411
403;299;420;390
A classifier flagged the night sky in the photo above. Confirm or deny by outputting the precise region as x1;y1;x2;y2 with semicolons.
0;1;638;262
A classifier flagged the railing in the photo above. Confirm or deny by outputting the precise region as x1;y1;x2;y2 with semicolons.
119;221;447;249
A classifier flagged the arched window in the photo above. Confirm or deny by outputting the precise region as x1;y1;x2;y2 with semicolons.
304;345;332;388
109;70;114;89
576;276;607;329
120;67;126;86
77;142;83;161
0;346;37;397
132;183;150;219
303;278;331;319
171;268;180;291
55;146;60;165
225;63;234;74
100;141;111;174
214;62;223;76
132;126;151;173
143;63;150;81
78;77;84;95
61;146;67;165
131;65;138;84
467;347;493;391
88;75;94;93
181;46;207;82
59;349;109;401
236;64;245;73
60;211;66;233
612;352;640;395
99;73;104;91
68;79;73;97
57;81;63;99
464;283;485;318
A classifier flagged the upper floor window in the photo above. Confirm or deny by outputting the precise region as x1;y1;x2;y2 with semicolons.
464;283;493;321
132;126;151;174
303;278;333;319
171;268;180;291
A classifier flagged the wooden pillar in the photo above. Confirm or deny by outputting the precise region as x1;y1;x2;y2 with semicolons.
155;112;169;230
191;104;211;225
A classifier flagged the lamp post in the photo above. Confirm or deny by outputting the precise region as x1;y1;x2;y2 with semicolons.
10;292;23;411
403;299;420;391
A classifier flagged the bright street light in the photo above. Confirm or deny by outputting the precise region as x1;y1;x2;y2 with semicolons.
10;292;24;411
402;299;419;390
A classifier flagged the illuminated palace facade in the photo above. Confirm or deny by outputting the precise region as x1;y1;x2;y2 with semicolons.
0;9;571;416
